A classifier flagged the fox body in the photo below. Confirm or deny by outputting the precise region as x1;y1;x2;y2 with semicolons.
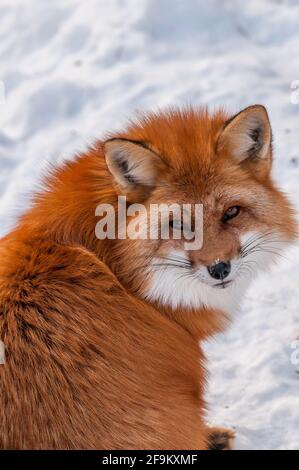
0;105;296;449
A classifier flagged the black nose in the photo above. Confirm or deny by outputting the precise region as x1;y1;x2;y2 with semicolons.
207;261;231;280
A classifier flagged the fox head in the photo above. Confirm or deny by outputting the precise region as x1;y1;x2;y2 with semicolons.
103;105;297;314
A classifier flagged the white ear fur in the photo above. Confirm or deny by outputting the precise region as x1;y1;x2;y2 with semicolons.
104;139;163;190
218;105;272;164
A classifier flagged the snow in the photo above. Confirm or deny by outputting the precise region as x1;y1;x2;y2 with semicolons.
0;0;299;450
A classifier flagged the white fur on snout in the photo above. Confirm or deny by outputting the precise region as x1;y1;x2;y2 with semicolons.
143;230;288;314
144;250;246;313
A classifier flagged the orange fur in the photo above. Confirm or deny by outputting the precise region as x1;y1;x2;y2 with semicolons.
0;106;296;449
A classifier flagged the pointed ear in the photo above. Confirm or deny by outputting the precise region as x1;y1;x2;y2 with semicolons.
217;105;272;175
104;139;165;194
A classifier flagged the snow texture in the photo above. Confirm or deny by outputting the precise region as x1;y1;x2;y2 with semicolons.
0;0;298;450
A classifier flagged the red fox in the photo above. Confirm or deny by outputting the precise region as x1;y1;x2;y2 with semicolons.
0;105;296;449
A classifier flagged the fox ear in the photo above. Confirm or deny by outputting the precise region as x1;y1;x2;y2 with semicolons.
217;105;272;173
104;139;165;193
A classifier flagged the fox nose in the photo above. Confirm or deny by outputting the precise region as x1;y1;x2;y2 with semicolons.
207;261;231;280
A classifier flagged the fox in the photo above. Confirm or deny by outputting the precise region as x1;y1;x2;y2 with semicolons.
0;104;296;449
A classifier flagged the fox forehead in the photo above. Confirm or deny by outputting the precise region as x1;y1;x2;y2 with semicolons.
112;107;266;196
114;107;230;169
105;105;291;233
149;168;267;210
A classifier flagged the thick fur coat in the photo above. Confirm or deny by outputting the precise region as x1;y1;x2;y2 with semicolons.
0;106;296;448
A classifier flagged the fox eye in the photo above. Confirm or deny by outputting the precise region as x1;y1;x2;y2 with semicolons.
169;219;184;231
222;206;241;223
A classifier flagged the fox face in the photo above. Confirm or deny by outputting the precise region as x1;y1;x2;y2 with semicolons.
104;105;296;313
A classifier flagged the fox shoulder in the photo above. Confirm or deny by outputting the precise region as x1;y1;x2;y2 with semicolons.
0;237;124;350
0;239;126;448
0;237;202;449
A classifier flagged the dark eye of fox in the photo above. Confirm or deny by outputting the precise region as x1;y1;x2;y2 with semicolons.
222;206;241;223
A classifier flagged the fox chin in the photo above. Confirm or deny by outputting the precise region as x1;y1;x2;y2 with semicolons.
0;104;296;449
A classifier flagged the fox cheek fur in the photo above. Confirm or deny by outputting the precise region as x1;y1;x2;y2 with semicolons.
0;105;296;449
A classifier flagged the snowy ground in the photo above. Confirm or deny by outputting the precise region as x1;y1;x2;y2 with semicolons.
0;0;299;450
